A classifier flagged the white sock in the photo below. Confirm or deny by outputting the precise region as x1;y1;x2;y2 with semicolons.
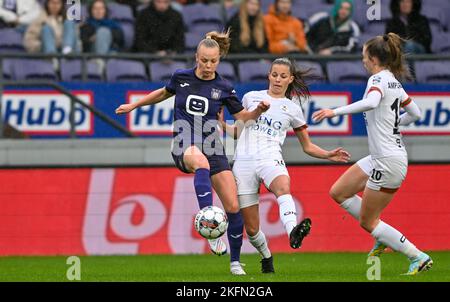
277;194;297;236
340;195;362;220
371;221;421;259
248;230;271;259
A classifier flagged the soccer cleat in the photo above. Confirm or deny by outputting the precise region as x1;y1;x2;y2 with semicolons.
208;238;227;256
289;218;312;249
230;261;246;275
261;256;275;273
403;252;433;276
368;241;388;257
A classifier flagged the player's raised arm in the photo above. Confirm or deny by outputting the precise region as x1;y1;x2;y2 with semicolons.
312;90;382;122
232;100;270;122
115;87;174;114
294;127;351;163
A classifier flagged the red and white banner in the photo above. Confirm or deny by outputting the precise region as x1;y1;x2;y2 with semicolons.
0;165;449;256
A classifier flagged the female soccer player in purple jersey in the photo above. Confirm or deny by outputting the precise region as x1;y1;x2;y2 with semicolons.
116;30;270;274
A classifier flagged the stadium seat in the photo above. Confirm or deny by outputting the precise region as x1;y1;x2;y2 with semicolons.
260;0;273;14
108;3;134;24
106;59;147;82
189;23;224;35
182;3;223;31
421;5;447;31
293;1;333;22
225;5;238;22
149;61;187;82
1;59;13;80
217;61;237;83
238;60;271;83
364;21;386;35
414;61;450;84
12;59;58;80
326;60;367;83
60;60;103;82
120;22;135;50
0;29;25;53
184;31;203;53
432;32;450;54
296;60;326;83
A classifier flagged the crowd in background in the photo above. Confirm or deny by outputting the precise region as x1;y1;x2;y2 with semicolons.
0;0;437;57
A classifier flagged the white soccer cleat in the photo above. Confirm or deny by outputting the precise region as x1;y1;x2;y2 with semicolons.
230;261;246;275
208;238;227;256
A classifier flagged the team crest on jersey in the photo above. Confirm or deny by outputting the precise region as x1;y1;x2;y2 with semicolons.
372;76;381;84
280;105;289;112
211;88;222;100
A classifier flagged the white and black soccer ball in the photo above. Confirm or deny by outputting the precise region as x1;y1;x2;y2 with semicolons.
194;206;228;239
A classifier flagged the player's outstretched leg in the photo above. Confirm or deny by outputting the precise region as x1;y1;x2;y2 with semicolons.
248;230;273;273
226;212;244;263
208;237;227;256
260;256;275;274
289;218;312;249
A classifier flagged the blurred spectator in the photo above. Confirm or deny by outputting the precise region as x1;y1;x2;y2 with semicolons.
135;0;184;55
0;0;41;32
80;0;124;54
306;0;360;55
385;0;431;54
264;0;307;54
227;0;267;53
24;0;80;54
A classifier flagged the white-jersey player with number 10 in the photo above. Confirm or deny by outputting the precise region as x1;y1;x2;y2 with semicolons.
219;58;351;275
313;33;433;275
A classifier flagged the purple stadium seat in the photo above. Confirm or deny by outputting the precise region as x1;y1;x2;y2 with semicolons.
295;60;326;83
217;61;237;83
1;59;13;79
190;23;223;35
0;29;25;52
182;3;223;31
60;60;103;81
120;22;135;50
260;0;273;14
326;61;367;83
238;60;271;83
149;61;187;82
106;59;147;82
293;1;333;21
364;21;386;35
184;31;203;53
12;59;57;80
421;5;447;31
414;61;450;84
108;3;134;23
432;32;450;54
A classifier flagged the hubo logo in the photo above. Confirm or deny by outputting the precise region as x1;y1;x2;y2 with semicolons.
66;0;81;21
366;0;381;21
1;91;93;135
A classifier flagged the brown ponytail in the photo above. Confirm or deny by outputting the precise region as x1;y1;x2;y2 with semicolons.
197;29;231;57
365;33;411;80
271;58;312;100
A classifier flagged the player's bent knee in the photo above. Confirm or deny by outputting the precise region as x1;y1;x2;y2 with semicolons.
359;218;376;233
245;224;259;237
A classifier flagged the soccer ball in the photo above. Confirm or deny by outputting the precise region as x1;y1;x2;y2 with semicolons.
194;206;228;239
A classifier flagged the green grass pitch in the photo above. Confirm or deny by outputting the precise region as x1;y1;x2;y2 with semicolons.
1;252;449;282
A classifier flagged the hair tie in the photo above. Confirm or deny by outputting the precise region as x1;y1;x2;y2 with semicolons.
383;35;389;42
206;36;212;39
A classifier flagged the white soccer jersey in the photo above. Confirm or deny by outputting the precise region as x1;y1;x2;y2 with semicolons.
234;90;307;160
363;70;411;158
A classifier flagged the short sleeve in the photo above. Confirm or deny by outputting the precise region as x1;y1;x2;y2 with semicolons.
291;105;308;130
366;75;384;97
241;93;250;110
400;89;412;108
165;71;178;94
223;87;244;115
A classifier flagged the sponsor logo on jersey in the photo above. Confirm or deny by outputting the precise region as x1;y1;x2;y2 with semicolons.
1;91;93;135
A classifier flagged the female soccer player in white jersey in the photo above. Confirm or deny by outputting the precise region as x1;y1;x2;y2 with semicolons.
116;30;270;274
312;33;432;275
219;58;351;274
